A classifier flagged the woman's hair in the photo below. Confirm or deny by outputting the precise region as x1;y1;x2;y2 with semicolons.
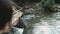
0;0;13;30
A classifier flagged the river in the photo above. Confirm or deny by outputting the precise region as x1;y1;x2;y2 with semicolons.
22;5;60;34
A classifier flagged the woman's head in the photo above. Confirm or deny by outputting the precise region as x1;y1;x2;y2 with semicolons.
0;0;13;30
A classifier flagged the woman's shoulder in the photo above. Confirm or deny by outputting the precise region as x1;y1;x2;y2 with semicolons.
2;27;24;34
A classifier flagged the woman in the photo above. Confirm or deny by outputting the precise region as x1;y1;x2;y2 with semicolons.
0;0;24;34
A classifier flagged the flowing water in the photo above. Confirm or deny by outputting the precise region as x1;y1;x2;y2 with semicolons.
21;5;60;34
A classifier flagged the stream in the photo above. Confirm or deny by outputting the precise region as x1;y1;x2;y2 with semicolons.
22;6;60;34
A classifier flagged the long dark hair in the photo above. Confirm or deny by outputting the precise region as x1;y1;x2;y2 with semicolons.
0;0;13;30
